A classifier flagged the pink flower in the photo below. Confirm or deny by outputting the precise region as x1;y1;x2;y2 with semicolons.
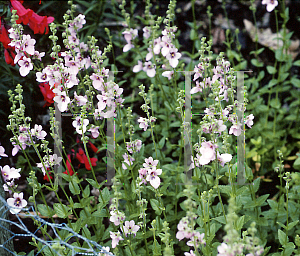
217;242;231;256
133;60;143;73
90;73;104;91
53;91;70;112
217;153;232;167
123;220;140;237
162;71;174;80
229;123;242;136
1;165;21;182
122;153;134;170
21;34;35;55
184;250;197;256
262;0;278;12
138;168;148;185
88;126;99;138
110;210;125;226
74;92;88;106
72;116;89;135
31;124;47;140
146;167;162;189
138;117;149;131
98;246;110;256
176;219;193;241
143;26;151;39
199;141;217;165
18;56;33;77
245;114;254;128
7;192;27;214
0;146;8;157
110;231;124;248
166;48;181;68
143;157;159;169
187;231;205;248
143;61;156;78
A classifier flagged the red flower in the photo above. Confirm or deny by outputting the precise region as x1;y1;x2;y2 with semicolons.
88;141;99;153
39;82;54;107
43;169;53;181
10;0;54;34
63;154;74;176
76;148;97;171
0;22;12;49
4;49;16;66
10;0;33;25
28;12;54;34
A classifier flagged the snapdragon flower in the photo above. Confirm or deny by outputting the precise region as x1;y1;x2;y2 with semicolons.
1;165;21;182
110;231;124;248
262;0;278;12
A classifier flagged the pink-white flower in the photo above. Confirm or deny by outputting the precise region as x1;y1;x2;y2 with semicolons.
122;153;134;170
98;246;110;256
245;114;254;128
229;123;242;136
138;117;149;131
110;231;124;248
123;220;140;237
262;0;278;12
7;192;27;214
74;92;88;106
133;60;143;73
184;250;197;256
21;35;36;55
217;153;232;167
176;219;193;241
88;126;100;138
166;48;181;68
0;146;8;157
199;141;217;165
53;91;71;112
90;73;104;90
110;210;125;226
143;61;156;78
31;124;47;140
146;167;162;189
162;71;174;80
138;168;148;185
122;29;138;52
1;165;21;182
72;116;89;134
18;57;33;77
143;157;159;169
217;242;231;256
187;231;205;248
143;26;151;39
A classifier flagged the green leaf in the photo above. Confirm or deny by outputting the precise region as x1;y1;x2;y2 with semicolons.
270;99;281;109
190;29;198;40
267;79;278;88
82;185;90;198
287;220;299;231
293;60;300;66
99;187;111;204
69;181;80;195
150;199;162;215
290;77;300;88
86;178;100;189
251;59;264;67
278;229;287;246
53;203;71;218
266;66;277;74
158;137;166;149
235;215;244;230
37;204;54;217
275;49;285;62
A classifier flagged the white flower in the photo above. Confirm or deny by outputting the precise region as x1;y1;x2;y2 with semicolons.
7;192;27;214
18;56;33;77
262;0;278;12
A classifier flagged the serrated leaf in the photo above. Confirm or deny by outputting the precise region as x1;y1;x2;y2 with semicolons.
82;185;90;198
37;204;54;217
69;181;80;195
53;203;71;218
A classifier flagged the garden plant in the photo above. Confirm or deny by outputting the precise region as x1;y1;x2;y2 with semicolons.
0;0;300;255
